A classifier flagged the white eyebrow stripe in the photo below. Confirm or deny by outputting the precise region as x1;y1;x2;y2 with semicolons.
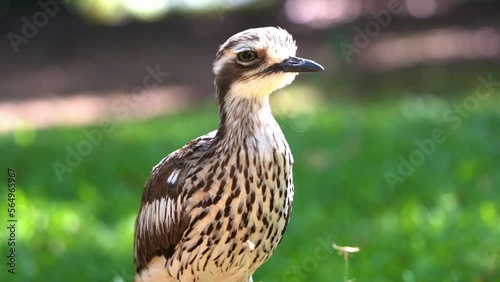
233;46;256;53
167;169;181;185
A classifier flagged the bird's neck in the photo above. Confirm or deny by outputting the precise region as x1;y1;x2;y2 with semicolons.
215;90;282;146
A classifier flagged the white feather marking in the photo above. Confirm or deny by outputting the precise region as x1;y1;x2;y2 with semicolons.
167;169;181;185
159;198;166;223
168;200;175;225
213;55;232;75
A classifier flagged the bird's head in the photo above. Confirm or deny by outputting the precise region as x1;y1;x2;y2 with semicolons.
213;27;323;101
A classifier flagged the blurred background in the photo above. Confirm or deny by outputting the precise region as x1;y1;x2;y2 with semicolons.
1;0;499;281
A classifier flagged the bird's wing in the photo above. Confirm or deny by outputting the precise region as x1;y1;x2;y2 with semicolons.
134;131;216;272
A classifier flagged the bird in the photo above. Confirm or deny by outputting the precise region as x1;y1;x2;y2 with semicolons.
133;26;323;282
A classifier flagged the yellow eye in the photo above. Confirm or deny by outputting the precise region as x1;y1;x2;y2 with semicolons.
237;51;257;62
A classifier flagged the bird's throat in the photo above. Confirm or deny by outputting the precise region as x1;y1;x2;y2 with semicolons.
216;91;281;146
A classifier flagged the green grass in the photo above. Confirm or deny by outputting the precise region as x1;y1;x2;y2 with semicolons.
1;91;499;282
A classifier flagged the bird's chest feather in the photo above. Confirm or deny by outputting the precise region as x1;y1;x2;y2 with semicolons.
170;131;294;281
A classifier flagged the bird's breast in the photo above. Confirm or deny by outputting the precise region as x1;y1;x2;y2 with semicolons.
170;132;294;281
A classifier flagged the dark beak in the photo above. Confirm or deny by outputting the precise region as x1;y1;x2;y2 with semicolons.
273;56;324;73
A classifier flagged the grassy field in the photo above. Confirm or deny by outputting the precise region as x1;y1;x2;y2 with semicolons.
1;85;499;282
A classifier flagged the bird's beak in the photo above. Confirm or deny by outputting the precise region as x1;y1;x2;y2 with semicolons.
273;56;324;73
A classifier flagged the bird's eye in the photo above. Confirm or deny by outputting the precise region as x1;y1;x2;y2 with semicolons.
237;51;257;63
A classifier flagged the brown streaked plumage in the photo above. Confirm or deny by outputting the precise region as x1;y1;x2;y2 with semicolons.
134;27;323;282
